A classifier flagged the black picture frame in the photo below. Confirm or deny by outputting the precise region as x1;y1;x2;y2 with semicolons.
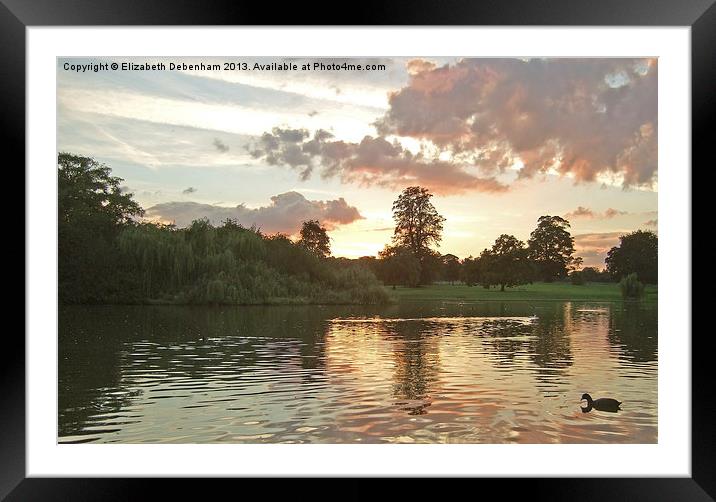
5;0;711;499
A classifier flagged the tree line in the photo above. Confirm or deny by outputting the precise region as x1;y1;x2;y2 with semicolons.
58;153;389;305
58;153;657;304
358;186;658;291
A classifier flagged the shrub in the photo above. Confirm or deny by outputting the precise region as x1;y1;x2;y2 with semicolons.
570;271;585;285
619;272;645;299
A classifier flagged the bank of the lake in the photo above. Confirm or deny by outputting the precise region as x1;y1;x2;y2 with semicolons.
389;282;657;303
123;281;656;306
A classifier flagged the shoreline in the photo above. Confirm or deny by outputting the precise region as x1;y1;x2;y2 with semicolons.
59;281;657;307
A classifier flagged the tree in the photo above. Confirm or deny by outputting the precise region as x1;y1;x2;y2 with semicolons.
461;256;481;286
377;245;421;287
58;153;143;229
57;153;392;306
390;186;446;285
441;254;461;284
480;234;533;291
298;220;331;258
579;266;607;283
605;230;658;283
527;215;577;282
58;153;143;303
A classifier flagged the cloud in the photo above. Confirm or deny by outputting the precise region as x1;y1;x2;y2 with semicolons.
248;127;507;195
604;208;628;219
644;219;658;227
564;206;628;219
573;231;623;267
564;206;594;219
375;58;657;188
182;187;198;194
145;191;363;234
213;138;229;153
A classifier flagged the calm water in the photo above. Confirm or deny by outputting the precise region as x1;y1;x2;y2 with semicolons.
59;301;657;444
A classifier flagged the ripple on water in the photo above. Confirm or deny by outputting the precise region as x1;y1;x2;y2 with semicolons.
58;304;657;444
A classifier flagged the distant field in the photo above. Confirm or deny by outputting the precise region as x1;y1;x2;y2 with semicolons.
389;282;658;303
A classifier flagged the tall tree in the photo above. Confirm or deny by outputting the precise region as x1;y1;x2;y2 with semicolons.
298;220;331;258
527;215;577;282
392;186;445;256
480;234;533;291
605;230;658;283
390;186;445;285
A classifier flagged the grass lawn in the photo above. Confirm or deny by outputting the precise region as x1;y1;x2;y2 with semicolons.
389;281;657;303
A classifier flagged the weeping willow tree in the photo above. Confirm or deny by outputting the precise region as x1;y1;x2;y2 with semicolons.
114;218;389;305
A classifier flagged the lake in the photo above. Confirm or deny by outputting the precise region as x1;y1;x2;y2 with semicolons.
58;301;657;443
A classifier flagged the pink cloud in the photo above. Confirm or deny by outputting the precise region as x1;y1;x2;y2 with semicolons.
376;58;657;188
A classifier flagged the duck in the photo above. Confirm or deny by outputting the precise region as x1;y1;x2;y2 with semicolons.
581;393;622;413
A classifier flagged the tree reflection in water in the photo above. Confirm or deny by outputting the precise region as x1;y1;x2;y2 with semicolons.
59;301;658;444
382;319;440;415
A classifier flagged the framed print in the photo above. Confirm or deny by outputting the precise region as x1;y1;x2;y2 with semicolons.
6;0;713;498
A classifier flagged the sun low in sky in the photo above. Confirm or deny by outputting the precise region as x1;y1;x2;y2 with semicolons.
57;56;657;267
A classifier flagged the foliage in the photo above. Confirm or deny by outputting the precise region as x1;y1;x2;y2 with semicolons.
527;215;577;282
390;186;445;285
58;154;389;305
298;220;331;258
579;266;612;283
441;254;461;284
460;256;481;286
376;245;421;287
478;234;534;291
570;270;586;285
391;186;445;254
619;272;645;299
58;153;144;303
115;220;389;305
606;230;658;284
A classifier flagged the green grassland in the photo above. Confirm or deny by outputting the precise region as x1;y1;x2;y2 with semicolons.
389;281;657;303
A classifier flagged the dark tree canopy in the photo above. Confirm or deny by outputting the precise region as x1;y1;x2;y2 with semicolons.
298;220;331;258
480;234;533;291
441;253;461;284
59;153;143;229
377;245;421;287
58;153;143;303
527;215;577;282
391;186;445;256
461;256;481;286
605;230;658;284
57;153;389;305
390;186;446;285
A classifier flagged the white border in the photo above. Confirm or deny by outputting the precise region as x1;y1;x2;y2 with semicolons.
27;27;690;477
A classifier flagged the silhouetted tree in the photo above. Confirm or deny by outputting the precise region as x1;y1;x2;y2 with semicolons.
390;186;446;285
460;256;481;286
527;215;577;281
441;254;461;284
58;153;143;303
605;230;658;284
298;220;331;258
480;234;533;291
378;245;421;287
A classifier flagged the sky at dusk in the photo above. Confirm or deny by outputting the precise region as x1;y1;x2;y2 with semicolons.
57;57;658;267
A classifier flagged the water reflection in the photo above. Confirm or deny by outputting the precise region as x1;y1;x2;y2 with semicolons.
59;301;657;444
